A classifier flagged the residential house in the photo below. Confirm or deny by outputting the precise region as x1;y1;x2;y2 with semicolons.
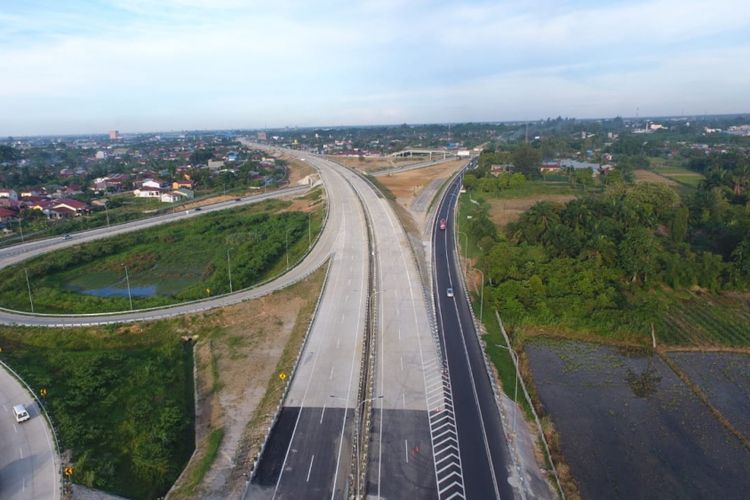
207;160;225;171
0;207;17;222
160;192;180;203
140;178;167;189
52;199;89;215
0;189;18;201
540;161;561;174
134;187;162;198
172;180;194;190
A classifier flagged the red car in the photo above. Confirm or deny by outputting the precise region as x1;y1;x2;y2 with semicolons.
439;218;447;230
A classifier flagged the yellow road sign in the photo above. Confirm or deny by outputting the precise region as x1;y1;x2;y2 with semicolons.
278;372;287;381
64;466;74;477
40;388;48;397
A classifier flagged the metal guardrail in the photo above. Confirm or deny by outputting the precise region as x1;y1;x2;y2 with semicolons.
0;358;63;500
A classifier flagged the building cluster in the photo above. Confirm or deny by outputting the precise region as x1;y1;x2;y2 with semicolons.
0;188;90;224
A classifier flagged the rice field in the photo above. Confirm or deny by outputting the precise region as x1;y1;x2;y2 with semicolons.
658;294;750;347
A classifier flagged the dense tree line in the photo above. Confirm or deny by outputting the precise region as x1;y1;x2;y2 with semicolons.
467;175;750;335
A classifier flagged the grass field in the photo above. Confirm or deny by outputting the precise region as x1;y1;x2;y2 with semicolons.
0;322;195;499
650;159;704;188
658;292;750;347
0;195;325;313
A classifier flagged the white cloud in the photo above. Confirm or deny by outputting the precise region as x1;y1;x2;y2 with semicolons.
1;0;749;134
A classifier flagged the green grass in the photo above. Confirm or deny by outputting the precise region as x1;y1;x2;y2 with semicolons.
0;320;196;499
0;198;325;313
650;159;704;189
483;180;579;199
182;427;224;495
658;293;750;347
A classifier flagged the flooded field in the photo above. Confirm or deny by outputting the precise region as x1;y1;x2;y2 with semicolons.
670;351;750;440
526;339;750;499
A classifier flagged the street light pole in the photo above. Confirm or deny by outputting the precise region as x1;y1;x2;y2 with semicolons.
23;268;34;313
18;218;24;243
227;247;233;293
308;212;312;249
123;265;133;311
104;202;110;227
285;227;294;270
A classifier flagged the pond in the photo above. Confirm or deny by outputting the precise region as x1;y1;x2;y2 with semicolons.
526;338;750;499
81;285;157;298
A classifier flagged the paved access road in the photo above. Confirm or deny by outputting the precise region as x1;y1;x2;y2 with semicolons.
0;365;59;500
432;172;516;499
246;152;369;499
0;185;334;327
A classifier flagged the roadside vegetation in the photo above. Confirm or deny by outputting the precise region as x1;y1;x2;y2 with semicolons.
457;146;750;498
0;322;195;499
0;193;325;313
460;149;750;347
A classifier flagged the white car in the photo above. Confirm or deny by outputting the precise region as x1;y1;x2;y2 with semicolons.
13;404;30;423
446;287;454;298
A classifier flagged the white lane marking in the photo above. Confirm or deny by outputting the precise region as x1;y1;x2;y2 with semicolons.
22;477;26;491
398;327;401;341
336;337;341;349
306;455;316;482
345;294;350;303
405;440;409;463
340;314;345;324
400;355;404;371
320;405;326;424
19;447;23;459
329;218;368;500
329;366;335;380
13;424;18;433
402;393;406;408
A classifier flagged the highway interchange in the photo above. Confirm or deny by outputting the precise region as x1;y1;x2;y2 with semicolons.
0;146;540;499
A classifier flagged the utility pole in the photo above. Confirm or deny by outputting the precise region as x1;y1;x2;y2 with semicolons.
104;202;110;227
123;265;133;311
227;247;233;293
285;228;294;270
477;269;485;324
24;268;34;313
18;218;24;243
308;213;312;249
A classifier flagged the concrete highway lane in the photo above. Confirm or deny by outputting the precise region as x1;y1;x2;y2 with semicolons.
432;173;515;500
342;170;442;499
246;153;369;499
0;365;59;500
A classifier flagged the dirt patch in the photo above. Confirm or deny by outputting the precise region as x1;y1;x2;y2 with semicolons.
328;155;420;173
634;169;679;186
169;266;327;499
487;195;575;227
280;156;315;185
379;160;464;203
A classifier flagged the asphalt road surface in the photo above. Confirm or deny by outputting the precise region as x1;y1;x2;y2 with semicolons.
0;365;59;500
432;172;515;500
0;185;337;326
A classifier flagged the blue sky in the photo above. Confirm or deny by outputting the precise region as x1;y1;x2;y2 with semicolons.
1;0;749;135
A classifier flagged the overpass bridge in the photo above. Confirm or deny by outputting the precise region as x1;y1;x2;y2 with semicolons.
389;149;459;160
